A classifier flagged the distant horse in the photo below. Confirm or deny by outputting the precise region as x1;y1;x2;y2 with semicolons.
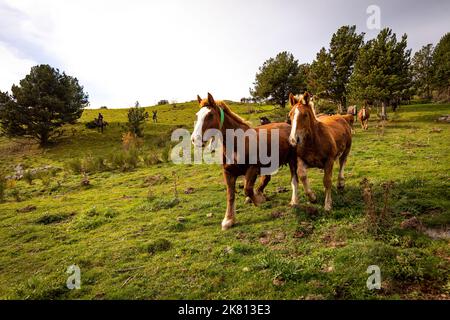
288;92;352;211
192;93;298;230
96;113;107;133
259;117;271;125
152;111;158;123
358;106;370;130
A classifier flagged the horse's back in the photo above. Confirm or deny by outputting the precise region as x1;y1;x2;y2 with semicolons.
318;115;352;152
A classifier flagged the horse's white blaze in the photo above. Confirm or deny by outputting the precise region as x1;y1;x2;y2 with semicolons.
362;109;366;119
289;108;300;146
191;107;210;146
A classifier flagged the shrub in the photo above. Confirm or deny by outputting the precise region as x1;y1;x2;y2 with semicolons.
143;153;161;166
23;170;34;185
66;158;83;174
10;188;21;202
161;145;171;163
126;103;146;137
122;131;143;150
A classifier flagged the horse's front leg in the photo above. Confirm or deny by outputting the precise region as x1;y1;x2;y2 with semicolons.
289;159;299;206
323;161;334;211
222;172;237;230
244;166;265;206
298;158;317;203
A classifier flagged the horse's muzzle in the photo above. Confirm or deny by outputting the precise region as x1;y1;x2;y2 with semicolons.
289;135;300;146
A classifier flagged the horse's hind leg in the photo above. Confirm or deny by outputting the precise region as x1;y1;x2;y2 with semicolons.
323;161;334;212
222;172;237;230
244;167;265;206
256;175;271;198
298;158;317;203
337;150;349;190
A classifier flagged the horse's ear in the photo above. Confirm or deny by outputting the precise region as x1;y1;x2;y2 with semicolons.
207;92;216;106
197;95;202;104
303;92;311;105
289;93;298;108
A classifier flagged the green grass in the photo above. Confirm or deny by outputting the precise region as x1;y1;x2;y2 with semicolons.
0;102;449;299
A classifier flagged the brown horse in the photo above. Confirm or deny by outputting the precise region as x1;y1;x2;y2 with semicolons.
342;114;355;134
358;106;370;130
288;92;352;211
192;93;298;230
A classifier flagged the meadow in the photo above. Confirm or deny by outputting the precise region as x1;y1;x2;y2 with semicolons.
0;101;449;299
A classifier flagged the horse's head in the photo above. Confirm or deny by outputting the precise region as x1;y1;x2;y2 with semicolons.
288;92;315;146
191;93;223;147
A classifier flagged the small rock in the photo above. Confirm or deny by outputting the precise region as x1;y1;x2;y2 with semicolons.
206;213;213;218
400;216;422;230
223;246;233;254
272;277;285;286
176;216;186;223
242;267;250;272
184;187;194;194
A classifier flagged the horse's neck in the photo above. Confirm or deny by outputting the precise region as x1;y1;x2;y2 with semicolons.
220;113;250;152
302;115;320;146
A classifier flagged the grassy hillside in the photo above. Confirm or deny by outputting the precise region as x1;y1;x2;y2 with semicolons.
0;102;449;299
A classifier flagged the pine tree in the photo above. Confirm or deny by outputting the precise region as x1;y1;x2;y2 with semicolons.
0;64;88;146
349;28;411;119
251;51;306;108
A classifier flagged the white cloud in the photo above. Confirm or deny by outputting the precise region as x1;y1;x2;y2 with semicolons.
0;44;36;91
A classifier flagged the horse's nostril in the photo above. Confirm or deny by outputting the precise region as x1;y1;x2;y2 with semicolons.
296;136;300;143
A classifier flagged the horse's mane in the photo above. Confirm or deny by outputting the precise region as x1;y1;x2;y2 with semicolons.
216;100;251;127
295;94;318;120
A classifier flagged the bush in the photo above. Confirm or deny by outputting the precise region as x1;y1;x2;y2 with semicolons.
122;131;143;150
108;148;139;172
23;170;34;185
126;104;147;137
66;158;83;174
142;152;161;166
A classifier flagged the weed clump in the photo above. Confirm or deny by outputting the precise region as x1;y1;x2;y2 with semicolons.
145;238;172;254
360;178;394;235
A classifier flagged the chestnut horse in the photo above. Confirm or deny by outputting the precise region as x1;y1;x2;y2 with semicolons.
342;114;355;134
358;106;370;130
191;93;298;230
288;92;352;211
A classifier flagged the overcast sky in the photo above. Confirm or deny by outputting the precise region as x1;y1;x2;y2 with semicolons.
0;0;449;108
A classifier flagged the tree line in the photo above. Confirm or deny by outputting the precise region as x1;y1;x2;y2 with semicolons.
251;26;450;119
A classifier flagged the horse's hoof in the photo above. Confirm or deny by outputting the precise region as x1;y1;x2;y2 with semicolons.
289;201;299;207
221;219;235;231
324;204;332;212
244;197;252;204
337;183;345;191
308;193;317;203
254;193;266;206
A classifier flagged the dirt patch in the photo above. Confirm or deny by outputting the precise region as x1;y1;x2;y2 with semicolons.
423;228;450;240
142;174;167;186
16;205;37;213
